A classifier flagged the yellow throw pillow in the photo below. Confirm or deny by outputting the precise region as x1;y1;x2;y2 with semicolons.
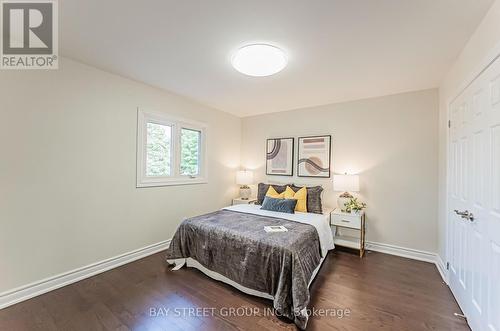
266;186;285;199
284;186;307;212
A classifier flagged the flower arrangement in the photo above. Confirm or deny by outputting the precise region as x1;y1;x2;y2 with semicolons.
344;197;366;213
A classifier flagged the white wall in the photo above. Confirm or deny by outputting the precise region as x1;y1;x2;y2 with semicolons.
0;58;241;293
241;89;439;253
438;0;500;262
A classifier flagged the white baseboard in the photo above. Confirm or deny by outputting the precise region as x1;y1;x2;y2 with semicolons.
0;239;170;310
365;241;447;283
435;254;448;284
366;241;436;263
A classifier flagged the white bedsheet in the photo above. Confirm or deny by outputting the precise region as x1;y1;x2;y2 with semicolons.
223;204;334;257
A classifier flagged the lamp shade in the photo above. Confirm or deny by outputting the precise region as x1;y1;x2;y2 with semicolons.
236;170;253;185
333;174;359;192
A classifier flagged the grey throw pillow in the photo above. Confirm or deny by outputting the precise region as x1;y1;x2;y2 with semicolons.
291;185;324;214
256;183;289;205
261;196;297;214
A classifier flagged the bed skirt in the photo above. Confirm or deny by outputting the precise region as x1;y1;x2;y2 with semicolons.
166;255;326;301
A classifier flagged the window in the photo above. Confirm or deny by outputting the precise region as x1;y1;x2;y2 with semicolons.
180;128;201;176
137;109;207;187
146;122;172;177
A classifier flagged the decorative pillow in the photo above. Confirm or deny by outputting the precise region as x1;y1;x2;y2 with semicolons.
261;196;297;214
257;183;288;205
291;185;323;214
266;186;285;198
284;186;307;213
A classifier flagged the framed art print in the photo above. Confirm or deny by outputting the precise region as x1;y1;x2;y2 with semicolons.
266;138;294;176
297;135;331;178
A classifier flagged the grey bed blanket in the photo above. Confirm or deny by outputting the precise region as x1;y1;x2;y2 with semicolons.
165;209;323;329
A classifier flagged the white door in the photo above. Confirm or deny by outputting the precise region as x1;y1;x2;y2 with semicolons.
448;55;500;331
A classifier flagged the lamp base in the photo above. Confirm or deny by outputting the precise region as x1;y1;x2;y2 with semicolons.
337;192;353;212
240;186;251;200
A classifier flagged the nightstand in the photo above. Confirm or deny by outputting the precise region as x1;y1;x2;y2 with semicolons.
331;208;366;257
232;198;257;205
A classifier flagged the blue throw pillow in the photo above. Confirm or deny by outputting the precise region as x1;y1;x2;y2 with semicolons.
261;196;297;214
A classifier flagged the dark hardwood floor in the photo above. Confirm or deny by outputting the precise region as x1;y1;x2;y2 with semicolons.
0;250;469;331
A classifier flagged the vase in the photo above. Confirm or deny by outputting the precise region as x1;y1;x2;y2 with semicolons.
240;186;251;200
337;192;353;212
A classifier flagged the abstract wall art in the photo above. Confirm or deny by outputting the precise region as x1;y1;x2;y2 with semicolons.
266;138;294;176
297;135;331;178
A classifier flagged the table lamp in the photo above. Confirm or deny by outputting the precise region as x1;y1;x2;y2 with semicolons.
333;173;360;212
236;170;254;199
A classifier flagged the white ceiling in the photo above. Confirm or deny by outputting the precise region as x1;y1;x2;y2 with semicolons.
61;0;493;117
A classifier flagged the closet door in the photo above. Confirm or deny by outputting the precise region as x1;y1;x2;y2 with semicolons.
448;55;500;331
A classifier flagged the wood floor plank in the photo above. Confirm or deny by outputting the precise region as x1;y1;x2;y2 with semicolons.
0;250;470;330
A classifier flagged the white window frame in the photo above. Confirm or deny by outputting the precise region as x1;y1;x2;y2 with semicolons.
136;108;208;187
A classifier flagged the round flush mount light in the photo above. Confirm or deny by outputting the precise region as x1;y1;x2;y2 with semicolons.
231;44;287;77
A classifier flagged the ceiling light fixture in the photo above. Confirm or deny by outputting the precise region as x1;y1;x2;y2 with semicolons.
231;44;287;77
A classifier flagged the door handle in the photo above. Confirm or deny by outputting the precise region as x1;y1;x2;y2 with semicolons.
454;210;475;222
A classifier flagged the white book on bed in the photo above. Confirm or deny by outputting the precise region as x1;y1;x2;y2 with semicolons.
264;225;288;233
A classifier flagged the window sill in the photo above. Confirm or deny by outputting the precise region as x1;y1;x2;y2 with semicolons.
137;178;208;188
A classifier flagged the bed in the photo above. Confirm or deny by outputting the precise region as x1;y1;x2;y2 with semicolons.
165;202;334;329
